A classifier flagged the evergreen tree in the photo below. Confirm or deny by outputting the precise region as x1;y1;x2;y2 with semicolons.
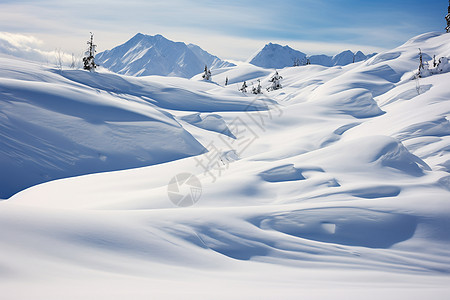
225;77;228;86
252;79;262;94
239;81;247;93
267;70;283;91
417;48;424;77
202;65;212;81
83;32;97;72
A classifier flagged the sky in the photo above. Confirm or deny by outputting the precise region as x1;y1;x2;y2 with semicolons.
0;0;447;62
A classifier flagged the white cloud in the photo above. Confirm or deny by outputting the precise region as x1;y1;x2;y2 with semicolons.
0;32;43;49
0;32;76;66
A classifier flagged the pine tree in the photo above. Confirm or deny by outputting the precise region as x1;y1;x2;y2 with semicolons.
252;79;262;94
202;65;211;81
83;32;97;72
267;70;283;91
418;48;424;77
239;81;247;93
225;77;228;86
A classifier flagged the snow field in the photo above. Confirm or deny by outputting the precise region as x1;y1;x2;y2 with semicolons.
1;32;450;299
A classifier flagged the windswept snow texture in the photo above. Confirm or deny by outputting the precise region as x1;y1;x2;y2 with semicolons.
96;33;235;78
249;42;374;68
1;32;450;299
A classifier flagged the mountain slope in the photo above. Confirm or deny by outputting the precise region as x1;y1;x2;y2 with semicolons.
96;33;235;78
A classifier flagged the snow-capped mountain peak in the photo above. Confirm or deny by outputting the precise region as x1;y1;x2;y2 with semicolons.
248;43;307;69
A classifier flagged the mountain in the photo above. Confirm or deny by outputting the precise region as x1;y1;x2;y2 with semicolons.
249;42;376;68
95;33;235;78
248;43;307;69
308;54;333;67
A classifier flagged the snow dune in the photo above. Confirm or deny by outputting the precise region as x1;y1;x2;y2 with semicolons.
1;32;450;299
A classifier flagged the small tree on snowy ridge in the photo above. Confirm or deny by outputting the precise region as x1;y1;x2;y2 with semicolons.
416;48;450;78
83;32;97;72
240;81;247;93
252;79;262;94
267;70;283;91
202;65;212;81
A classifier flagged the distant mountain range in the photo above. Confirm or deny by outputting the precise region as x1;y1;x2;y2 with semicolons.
95;33;235;78
96;34;376;78
248;43;376;69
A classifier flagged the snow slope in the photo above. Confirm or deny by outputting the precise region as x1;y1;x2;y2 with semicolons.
1;32;450;299
95;33;235;78
249;42;375;68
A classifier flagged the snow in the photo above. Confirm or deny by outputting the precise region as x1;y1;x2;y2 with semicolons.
1;32;450;299
95;33;235;78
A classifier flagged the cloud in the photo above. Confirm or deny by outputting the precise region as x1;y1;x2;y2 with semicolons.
0;32;75;66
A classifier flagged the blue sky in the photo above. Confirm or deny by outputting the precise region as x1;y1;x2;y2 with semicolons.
0;0;447;60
